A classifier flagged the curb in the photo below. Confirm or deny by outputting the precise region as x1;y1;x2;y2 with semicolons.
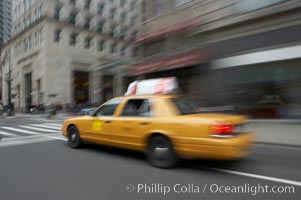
248;119;301;123
254;142;301;149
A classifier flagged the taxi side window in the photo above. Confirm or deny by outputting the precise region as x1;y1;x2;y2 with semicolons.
95;99;122;116
122;99;152;117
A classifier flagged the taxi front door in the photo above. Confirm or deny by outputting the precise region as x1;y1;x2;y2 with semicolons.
84;116;112;144
84;99;122;144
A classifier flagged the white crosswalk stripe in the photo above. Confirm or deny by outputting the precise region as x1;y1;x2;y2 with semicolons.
0;131;18;137
0;123;66;147
30;124;62;130
0;123;63;138
1;127;41;135
44;123;62;127
19;125;60;133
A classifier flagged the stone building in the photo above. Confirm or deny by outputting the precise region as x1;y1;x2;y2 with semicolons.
0;0;12;101
0;0;12;47
1;0;144;112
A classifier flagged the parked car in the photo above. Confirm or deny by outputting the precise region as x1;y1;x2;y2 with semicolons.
79;108;96;115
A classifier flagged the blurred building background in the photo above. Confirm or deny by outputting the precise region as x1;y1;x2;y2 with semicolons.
1;0;301;118
0;0;12;101
0;0;12;47
0;0;144;113
133;0;301;118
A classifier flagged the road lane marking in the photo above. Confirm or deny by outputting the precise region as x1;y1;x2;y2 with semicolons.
1;133;66;141
208;167;301;187
45;133;66;140
2;134;44;140
0;131;18;137
30;124;62;130
0;134;67;147
1;127;41;135
44;135;67;141
19;125;60;133
0;136;55;147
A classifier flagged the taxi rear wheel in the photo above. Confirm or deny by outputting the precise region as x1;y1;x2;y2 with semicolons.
147;135;178;168
67;126;82;148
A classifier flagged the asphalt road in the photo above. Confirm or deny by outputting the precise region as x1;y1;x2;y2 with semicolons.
0;118;300;200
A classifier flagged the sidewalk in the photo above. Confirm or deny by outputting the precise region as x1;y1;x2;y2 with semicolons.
53;113;74;120
247;121;301;147
1;112;74;120
0;113;43;119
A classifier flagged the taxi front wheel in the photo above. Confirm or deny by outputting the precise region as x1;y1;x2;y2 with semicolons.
147;135;178;168
67;126;83;149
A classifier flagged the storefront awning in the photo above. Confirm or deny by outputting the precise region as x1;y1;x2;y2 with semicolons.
135;16;202;44
133;50;208;76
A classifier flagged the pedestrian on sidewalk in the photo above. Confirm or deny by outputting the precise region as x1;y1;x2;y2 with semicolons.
46;103;57;119
0;101;4;116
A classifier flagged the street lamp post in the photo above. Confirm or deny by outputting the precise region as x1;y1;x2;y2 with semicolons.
3;50;14;116
8;60;12;115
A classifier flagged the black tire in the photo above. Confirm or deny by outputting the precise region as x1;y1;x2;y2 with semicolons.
147;135;178;168
67;126;82;149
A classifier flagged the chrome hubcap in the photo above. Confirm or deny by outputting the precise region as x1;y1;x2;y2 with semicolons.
153;147;169;159
70;133;76;142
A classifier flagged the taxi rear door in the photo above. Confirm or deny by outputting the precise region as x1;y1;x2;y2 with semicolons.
110;99;153;150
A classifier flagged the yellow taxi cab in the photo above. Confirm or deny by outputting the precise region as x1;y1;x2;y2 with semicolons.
62;92;253;168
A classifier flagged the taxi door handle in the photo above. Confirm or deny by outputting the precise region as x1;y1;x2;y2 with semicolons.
140;122;150;125
105;120;112;124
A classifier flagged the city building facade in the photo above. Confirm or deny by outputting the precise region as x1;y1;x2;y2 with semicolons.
0;0;12;101
134;0;301;118
0;0;12;47
1;0;144;112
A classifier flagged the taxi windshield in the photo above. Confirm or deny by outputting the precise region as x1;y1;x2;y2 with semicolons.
171;98;201;115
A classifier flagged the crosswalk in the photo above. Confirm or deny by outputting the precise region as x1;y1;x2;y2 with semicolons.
0;123;63;139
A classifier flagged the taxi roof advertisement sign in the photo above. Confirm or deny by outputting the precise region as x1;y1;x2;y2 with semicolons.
125;77;179;96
